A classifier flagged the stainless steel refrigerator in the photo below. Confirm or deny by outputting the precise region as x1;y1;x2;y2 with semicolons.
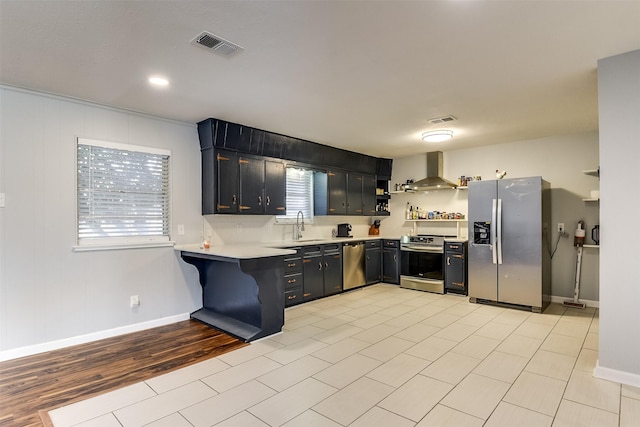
468;176;551;312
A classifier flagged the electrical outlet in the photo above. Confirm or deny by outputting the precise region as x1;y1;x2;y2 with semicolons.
130;295;140;308
558;223;565;233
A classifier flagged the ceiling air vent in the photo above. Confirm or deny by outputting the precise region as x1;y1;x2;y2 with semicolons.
192;31;243;56
427;115;457;125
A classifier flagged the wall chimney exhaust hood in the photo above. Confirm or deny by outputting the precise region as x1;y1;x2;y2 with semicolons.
405;151;457;191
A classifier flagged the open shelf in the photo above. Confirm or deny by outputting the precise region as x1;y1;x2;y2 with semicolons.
405;219;467;239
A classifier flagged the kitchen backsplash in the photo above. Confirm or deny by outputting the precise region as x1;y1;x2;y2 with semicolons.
203;215;375;244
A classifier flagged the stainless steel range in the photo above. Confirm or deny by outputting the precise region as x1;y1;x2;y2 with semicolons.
400;235;450;294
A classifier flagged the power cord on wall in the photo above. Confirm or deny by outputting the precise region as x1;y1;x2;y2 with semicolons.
549;231;570;259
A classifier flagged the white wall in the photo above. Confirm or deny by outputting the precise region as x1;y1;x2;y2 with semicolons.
595;49;640;386
386;132;600;301
0;87;204;355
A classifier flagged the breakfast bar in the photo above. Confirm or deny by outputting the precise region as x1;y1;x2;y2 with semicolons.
175;244;296;342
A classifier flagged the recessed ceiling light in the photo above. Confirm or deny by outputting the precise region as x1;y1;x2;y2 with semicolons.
422;130;453;143
148;76;169;87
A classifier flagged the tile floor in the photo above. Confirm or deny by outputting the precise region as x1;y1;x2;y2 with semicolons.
48;284;640;427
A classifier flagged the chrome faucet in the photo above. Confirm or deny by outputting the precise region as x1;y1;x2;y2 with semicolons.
294;210;305;240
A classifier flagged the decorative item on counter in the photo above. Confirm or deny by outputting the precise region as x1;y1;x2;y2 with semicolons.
474;175;482;181
496;170;507;179
203;240;210;249
369;219;381;235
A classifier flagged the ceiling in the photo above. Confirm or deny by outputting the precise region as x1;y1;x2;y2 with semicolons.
1;1;639;158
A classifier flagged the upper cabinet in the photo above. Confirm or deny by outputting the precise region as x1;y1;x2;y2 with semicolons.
313;171;376;216
203;148;286;215
198;118;392;216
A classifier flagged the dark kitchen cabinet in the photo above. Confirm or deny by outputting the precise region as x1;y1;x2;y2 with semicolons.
215;149;239;213
329;171;348;215
347;174;363;215
284;247;303;307
264;160;286;215
198;118;393;216
363;175;377;216
209;150;286;215
445;241;467;295
323;244;343;296
238;155;287;215
302;244;343;301
365;240;382;285
382;239;400;284
238;154;264;213
314;171;378;216
302;246;324;301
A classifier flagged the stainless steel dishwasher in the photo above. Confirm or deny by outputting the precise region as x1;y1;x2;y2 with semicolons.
343;241;366;290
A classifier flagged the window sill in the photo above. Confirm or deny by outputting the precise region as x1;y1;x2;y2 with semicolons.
73;241;176;252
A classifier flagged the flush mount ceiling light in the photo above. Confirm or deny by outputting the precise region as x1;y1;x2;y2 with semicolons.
422;130;453;143
148;76;169;87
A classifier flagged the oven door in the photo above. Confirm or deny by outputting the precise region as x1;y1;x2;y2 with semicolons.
400;246;444;293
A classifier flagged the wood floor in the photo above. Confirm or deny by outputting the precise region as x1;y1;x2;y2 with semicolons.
0;320;247;427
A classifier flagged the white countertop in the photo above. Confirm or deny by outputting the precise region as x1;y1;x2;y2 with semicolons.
174;244;296;259
176;234;466;258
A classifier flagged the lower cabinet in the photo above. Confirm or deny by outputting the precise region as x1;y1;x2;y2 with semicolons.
283;248;303;307
302;244;343;301
365;240;382;285
323;244;343;296
286;239;392;305
445;241;468;295
382;239;400;284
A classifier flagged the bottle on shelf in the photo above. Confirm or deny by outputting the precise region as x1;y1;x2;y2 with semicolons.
406;202;410;220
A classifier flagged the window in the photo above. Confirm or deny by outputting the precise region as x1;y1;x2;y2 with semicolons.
76;138;171;249
277;167;314;222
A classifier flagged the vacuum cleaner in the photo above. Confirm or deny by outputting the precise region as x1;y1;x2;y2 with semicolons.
563;221;586;309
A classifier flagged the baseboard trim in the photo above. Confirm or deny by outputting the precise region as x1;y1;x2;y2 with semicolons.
550;295;599;308
593;360;640;388
0;313;191;362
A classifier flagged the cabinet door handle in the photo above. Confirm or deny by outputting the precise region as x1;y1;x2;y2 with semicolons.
288;278;297;284
447;256;451;266
325;262;329;269
232;195;237;205
266;196;270;206
318;262;323;271
258;195;262;206
394;255;397;261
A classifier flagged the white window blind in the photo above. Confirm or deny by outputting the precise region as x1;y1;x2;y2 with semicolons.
76;138;171;247
278;167;314;221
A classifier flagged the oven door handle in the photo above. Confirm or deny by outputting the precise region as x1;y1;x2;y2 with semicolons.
401;246;444;254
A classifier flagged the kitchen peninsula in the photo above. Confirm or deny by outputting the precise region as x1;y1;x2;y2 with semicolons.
175;244;295;342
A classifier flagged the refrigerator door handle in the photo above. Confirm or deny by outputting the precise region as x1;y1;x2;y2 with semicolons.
497;198;503;265
491;198;498;264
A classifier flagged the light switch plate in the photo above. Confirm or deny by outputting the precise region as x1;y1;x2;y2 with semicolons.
177;224;185;235
0;193;5;208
